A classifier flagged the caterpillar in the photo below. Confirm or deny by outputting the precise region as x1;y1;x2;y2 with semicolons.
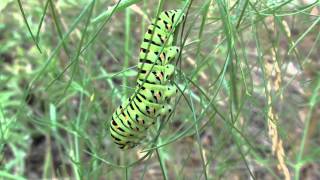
109;9;185;149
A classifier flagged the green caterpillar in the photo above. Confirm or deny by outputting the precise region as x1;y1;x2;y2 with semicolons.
109;9;185;149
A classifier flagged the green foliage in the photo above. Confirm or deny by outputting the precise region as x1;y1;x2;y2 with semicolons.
0;0;319;179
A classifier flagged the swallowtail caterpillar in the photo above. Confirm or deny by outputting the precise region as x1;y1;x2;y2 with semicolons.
109;9;185;149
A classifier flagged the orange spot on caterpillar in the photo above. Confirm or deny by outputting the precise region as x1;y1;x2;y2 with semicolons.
158;73;163;80
155;93;161;101
160;53;165;61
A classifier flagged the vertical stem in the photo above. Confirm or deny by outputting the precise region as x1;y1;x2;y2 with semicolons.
156;147;168;180
295;75;320;179
73;93;83;180
123;8;131;97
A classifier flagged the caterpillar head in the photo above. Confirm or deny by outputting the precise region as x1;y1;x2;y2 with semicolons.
160;9;185;28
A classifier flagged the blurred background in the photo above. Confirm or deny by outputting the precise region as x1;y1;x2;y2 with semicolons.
0;0;319;179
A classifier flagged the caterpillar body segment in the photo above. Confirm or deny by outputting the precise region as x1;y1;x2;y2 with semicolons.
137;64;175;85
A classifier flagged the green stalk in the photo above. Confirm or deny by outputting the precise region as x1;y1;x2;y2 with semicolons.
123;8;131;98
